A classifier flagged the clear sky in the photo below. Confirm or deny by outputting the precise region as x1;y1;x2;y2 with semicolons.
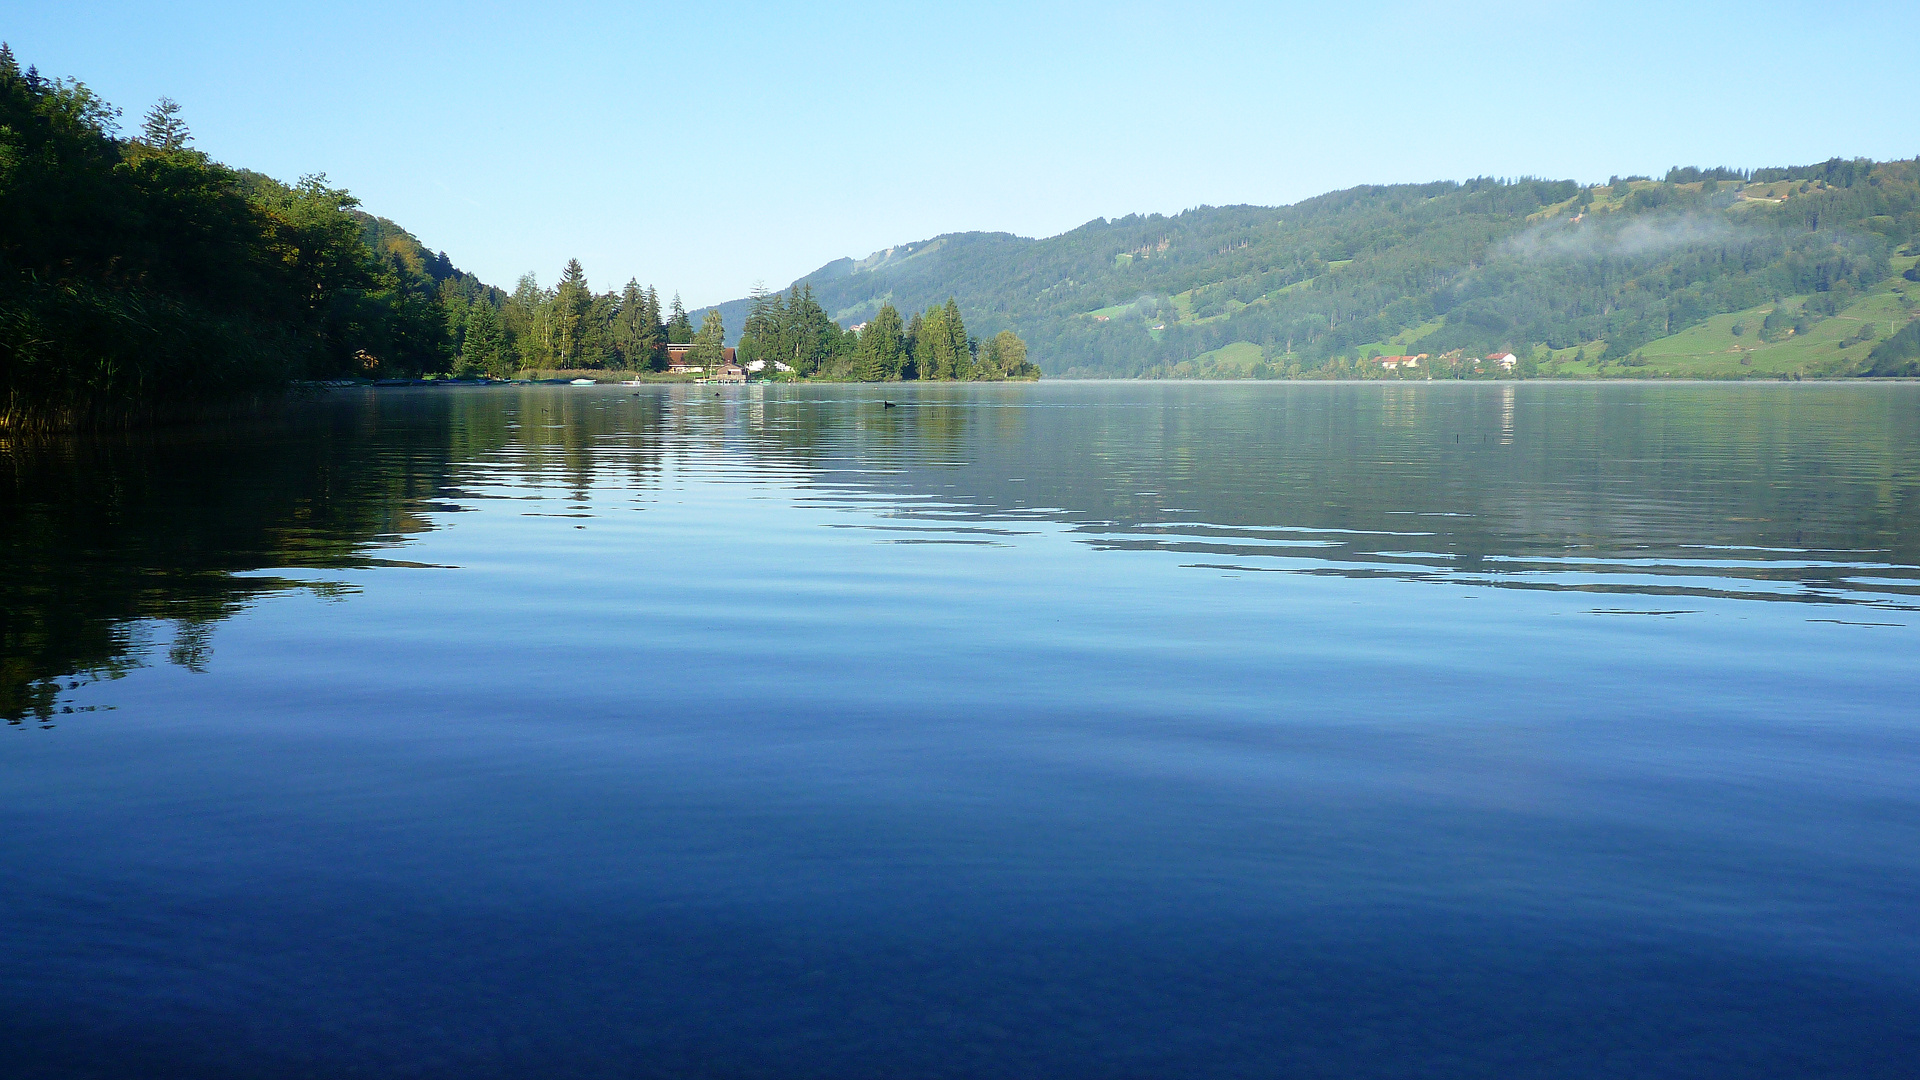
13;2;1918;306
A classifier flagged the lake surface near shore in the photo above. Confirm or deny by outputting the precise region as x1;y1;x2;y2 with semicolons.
4;381;1918;1078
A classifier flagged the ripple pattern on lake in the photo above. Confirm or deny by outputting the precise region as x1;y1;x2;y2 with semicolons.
2;382;1917;1078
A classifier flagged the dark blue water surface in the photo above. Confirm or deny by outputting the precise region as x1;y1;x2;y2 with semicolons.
4;382;1918;1078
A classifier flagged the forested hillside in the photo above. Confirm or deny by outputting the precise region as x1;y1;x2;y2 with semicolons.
711;160;1920;378
0;45;514;426
0;44;1029;426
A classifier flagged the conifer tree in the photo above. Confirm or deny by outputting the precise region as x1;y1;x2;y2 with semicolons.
739;284;779;370
462;302;509;377
506;273;551;369
635;287;664;369
686;307;726;370
139;96;190;150
920;305;954;380
773;285;801;371
581;288;616;368
667;294;694;344
791;284;837;373
552;259;592;366
440;287;471;360
855;303;905;381
615;278;641;364
943;297;972;380
905;310;928;379
615;278;663;370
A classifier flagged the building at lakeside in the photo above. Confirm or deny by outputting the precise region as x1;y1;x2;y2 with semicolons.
665;344;737;374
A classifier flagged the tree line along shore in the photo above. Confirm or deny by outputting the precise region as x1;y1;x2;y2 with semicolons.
10;43;1918;431
0;47;1032;430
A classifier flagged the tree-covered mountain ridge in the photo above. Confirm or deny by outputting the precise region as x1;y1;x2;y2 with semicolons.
701;159;1920;378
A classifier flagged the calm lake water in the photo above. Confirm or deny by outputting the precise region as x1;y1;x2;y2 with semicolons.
4;382;1918;1078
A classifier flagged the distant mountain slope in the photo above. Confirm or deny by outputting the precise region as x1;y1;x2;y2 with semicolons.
699;159;1920;377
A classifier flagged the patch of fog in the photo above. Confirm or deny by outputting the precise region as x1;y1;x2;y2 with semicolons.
1502;214;1745;261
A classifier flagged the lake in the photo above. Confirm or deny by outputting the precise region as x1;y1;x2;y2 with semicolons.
3;381;1917;1078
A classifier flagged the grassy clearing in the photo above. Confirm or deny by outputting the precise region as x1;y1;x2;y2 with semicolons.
1164;274;1324;331
1347;318;1448;359
1526;253;1916;378
1169;340;1265;377
1625;257;1915;377
1391;318;1445;349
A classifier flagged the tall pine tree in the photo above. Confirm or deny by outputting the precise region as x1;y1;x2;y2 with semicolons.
921;305;953;380
616;278;661;370
687;308;726;370
856;303;905;381
667;294;694;344
138;96;191;151
553;259;591;366
462;301;509;377
943;297;972;380
905;310;928;379
739;284;780;370
642;287;665;369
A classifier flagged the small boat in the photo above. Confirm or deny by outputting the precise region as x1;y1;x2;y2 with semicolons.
570;378;596;386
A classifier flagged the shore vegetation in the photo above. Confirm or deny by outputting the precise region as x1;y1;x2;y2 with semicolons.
1;47;1026;429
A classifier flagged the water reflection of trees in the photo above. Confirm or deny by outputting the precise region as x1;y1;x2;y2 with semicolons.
3;387;695;724
3;401;439;723
776;383;1920;610
7;384;1918;723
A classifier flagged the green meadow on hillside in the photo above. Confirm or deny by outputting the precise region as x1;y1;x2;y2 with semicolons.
701;160;1920;379
1532;253;1918;378
1153;340;1265;378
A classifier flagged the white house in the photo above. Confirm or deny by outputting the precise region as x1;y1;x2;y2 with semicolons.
1487;352;1519;370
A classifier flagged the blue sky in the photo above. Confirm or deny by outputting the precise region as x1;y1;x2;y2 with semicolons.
13;2;1918;305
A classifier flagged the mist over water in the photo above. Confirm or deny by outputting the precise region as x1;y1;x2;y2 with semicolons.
4;382;1918;1078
